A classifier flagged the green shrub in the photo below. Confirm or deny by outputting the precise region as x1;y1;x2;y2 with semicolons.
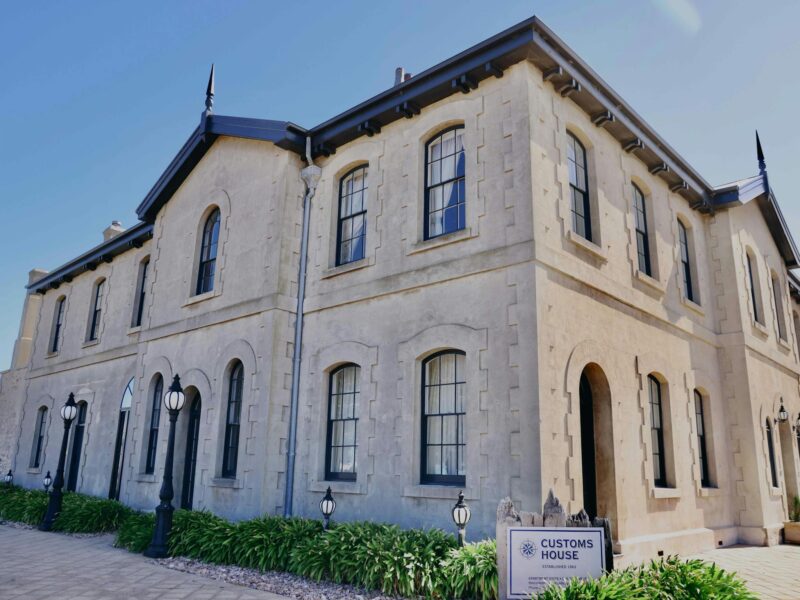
790;496;800;522
54;493;132;533
169;510;237;563
0;486;48;525
534;556;756;600
440;539;498;600
115;511;155;553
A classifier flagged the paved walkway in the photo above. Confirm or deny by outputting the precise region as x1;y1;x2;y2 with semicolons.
691;544;800;600
0;525;289;600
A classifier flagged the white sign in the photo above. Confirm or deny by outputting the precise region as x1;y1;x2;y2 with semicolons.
507;527;605;598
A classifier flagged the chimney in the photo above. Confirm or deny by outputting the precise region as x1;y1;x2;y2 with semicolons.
394;67;405;86
103;220;125;241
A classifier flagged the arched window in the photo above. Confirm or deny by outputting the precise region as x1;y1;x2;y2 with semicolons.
772;273;787;340
29;407;48;468
336;166;368;266
766;418;779;488
567;132;591;241
196;208;220;295
133;257;149;328
632;184;652;276
87;279;105;341
694;390;711;488
50;297;66;353
648;375;667;488
144;375;163;474
678;220;697;304
747;251;763;324
109;379;133;500
425;126;465;239
326;364;360;480
421;350;466;485
222;361;244;478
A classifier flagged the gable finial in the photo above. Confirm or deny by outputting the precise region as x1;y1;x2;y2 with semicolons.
205;64;215;113
756;130;766;174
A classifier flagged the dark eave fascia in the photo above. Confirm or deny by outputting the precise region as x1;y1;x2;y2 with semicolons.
135;115;306;223
28;221;154;294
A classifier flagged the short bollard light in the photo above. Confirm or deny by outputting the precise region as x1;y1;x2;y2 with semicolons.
3;470;12;485
320;486;336;530
452;490;471;547
43;471;52;493
39;393;78;531
144;375;186;558
777;403;789;424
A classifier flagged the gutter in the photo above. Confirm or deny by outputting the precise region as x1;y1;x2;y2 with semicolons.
284;137;321;517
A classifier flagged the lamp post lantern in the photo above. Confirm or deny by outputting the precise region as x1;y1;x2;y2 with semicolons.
43;471;52;493
777;403;789;424
3;470;12;485
319;487;336;530
451;490;471;547
39;393;78;531
144;375;186;558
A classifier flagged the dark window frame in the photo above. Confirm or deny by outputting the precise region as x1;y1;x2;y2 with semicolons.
221;361;243;478
772;274;787;340
766;418;779;488
325;364;360;481
424;125;466;240
30;407;48;468
196;208;221;296
88;279;105;341
747;252;762;324
567;132;592;242
694;389;711;488
648;374;668;488
144;375;163;474
421;349;466;486
335;166;368;266
632;184;652;276
678;220;695;303
51;297;66;353
134;258;149;327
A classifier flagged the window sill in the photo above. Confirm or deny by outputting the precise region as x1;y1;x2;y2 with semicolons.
210;477;243;489
26;467;42;475
403;484;478;500
634;269;665;295
566;230;608;262
680;295;705;316
652;486;681;499
81;339;100;349
309;480;366;495
321;257;371;279
183;290;217;307
135;473;158;483
45;351;60;359
777;336;791;351
752;320;769;339
698;486;721;498
769;486;783;499
127;325;142;336
408;228;475;255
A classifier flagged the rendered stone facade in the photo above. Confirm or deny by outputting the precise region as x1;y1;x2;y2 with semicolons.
2;17;800;564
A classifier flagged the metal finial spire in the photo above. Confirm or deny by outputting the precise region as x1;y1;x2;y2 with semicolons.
756;130;766;174
205;64;215;113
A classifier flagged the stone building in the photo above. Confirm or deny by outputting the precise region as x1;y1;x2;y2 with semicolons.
2;16;800;564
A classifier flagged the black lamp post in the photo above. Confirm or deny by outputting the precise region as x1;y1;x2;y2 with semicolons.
43;471;52;493
3;470;12;485
39;393;78;531
451;490;471;547
319;487;336;530
144;375;186;558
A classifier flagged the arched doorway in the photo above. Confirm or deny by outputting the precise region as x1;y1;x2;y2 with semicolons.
181;394;202;510
108;379;134;500
578;364;617;531
66;401;87;492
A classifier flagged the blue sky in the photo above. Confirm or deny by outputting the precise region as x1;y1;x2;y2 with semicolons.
1;1;799;370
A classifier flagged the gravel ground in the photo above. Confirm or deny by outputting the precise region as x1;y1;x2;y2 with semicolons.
156;556;406;600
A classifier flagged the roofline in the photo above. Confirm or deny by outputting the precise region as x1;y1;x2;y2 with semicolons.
28;222;153;293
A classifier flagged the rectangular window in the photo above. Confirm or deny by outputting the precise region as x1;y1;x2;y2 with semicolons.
134;259;149;327
88;280;104;341
221;362;243;478
51;298;65;353
421;351;466;485
145;376;163;474
337;167;368;266
30;408;47;468
326;365;359;480
747;254;762;324
567;133;592;242
425;127;466;239
766;419;779;488
633;185;652;276
694;390;711;487
678;221;696;303
772;275;787;340
648;375;667;488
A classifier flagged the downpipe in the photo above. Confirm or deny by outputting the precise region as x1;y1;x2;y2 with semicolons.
284;138;320;517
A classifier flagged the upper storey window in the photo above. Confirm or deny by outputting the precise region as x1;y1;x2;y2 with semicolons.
677;220;698;304
772;273;787;341
51;297;66;353
196;209;220;295
87;279;105;341
632;184;652;276
336;166;368;266
567;132;591;242
746;251;763;325
133;258;149;328
425;126;465;239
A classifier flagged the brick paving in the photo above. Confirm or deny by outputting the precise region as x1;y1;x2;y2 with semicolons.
691;544;800;600
0;525;289;600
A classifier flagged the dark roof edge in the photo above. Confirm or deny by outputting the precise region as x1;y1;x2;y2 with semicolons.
28;222;154;293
